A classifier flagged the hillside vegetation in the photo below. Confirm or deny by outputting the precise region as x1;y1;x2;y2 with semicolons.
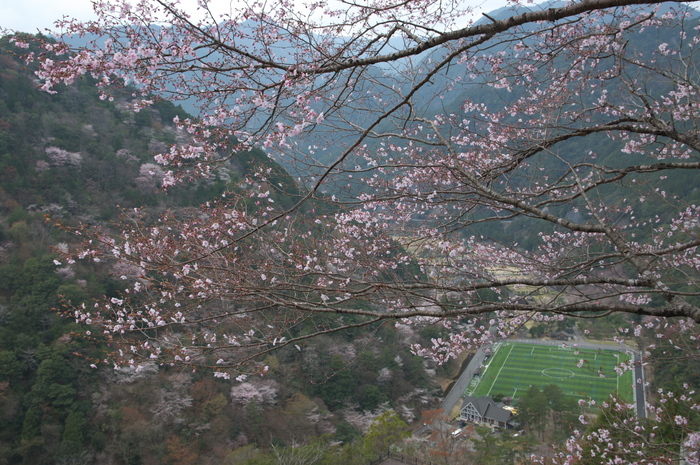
1;7;700;459
0;35;456;464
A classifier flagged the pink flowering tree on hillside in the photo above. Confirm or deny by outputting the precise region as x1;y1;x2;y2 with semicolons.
28;0;699;379
15;0;700;460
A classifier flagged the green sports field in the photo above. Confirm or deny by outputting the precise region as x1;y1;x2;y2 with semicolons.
466;342;634;404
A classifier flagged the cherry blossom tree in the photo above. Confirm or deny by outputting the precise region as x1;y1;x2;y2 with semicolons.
134;163;166;193
14;0;700;459
229;378;279;406
30;0;700;368
45;146;82;167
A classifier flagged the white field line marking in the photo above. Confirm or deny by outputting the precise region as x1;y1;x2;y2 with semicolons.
499;367;619;382
487;343;514;396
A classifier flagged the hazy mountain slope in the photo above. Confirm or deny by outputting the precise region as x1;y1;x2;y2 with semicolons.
0;34;443;465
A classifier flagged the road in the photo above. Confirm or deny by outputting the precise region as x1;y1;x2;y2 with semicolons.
633;351;647;418
415;347;488;436
440;348;487;415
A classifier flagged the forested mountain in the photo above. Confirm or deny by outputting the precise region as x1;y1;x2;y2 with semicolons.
0;35;447;465
283;3;700;240
2;0;700;462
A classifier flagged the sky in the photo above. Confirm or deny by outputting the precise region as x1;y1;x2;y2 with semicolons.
1;0;96;33
1;0;510;34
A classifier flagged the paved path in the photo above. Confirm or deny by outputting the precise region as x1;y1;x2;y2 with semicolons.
633;351;647;418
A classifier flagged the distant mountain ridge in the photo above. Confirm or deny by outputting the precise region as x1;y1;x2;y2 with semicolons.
0;34;303;219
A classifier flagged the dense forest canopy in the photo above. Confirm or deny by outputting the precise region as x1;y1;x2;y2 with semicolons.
1;0;700;463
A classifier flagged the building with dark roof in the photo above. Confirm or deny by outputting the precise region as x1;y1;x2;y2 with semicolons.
459;395;512;428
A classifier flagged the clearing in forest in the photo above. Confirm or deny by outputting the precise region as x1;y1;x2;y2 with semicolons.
465;342;634;404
